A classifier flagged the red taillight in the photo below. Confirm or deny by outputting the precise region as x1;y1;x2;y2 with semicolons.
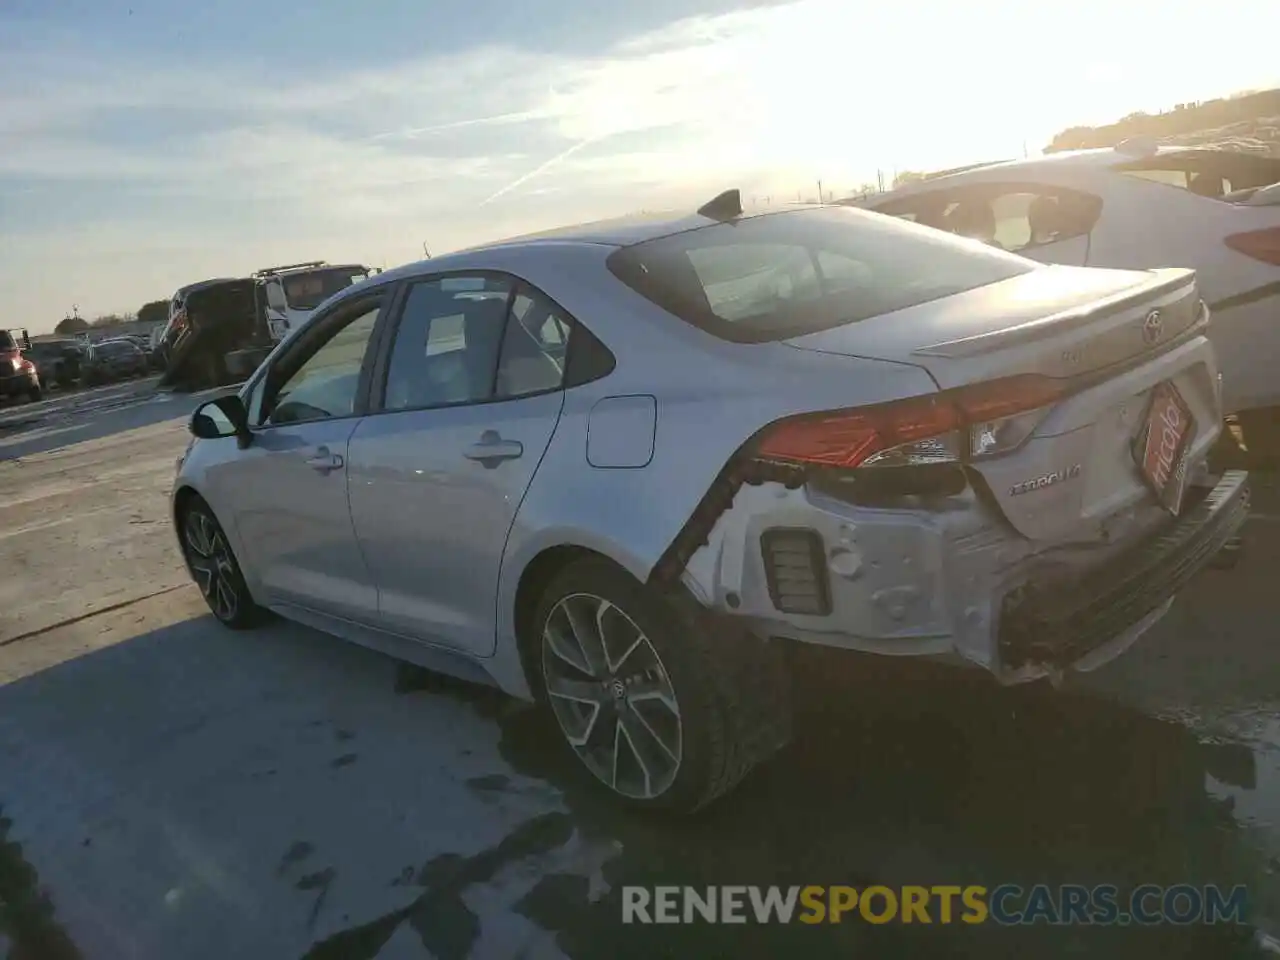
1225;227;1280;266
753;375;1065;470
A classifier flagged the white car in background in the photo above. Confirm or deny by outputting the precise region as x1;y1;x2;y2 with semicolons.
851;142;1280;442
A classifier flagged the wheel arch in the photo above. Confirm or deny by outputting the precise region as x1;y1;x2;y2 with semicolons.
172;483;203;526
172;483;213;559
508;542;629;699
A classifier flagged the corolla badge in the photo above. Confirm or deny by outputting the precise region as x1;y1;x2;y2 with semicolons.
1142;310;1163;345
1009;464;1082;496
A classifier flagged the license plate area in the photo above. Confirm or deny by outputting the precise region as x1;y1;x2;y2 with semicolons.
1132;381;1195;514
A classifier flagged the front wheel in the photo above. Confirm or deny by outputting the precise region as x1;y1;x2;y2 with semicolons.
179;498;264;629
532;558;791;813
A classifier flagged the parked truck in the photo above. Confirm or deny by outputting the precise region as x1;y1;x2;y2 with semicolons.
256;262;375;342
157;262;375;391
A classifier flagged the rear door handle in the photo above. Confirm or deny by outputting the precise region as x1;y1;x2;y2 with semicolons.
305;446;344;474
463;431;523;467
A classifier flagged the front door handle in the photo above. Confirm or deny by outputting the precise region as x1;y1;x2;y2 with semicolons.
463;430;523;467
305;446;344;474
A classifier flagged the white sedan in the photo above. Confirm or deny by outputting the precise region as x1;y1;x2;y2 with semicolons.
173;197;1249;811
851;142;1280;439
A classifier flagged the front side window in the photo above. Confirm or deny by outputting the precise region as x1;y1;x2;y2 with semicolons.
383;276;513;411
930;190;1101;252
867;192;958;230
607;206;1034;342
265;303;381;425
875;186;1102;253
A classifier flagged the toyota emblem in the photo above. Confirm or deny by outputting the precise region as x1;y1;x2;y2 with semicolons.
1142;310;1163;345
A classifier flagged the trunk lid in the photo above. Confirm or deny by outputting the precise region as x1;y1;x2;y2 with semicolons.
784;265;1220;544
781;265;1200;387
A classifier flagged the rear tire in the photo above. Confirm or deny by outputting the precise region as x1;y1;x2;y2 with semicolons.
531;557;791;813
178;497;265;629
26;383;41;403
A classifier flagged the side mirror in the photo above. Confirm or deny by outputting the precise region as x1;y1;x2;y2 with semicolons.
191;394;251;448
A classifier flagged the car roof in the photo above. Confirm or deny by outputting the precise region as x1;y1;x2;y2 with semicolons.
474;209;729;248
372;204;825;285
174;277;240;298
863;145;1217;196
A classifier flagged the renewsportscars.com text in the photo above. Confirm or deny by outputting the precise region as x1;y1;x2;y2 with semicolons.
621;884;1248;926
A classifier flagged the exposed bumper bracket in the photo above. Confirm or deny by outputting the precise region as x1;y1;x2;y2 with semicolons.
1000;470;1250;668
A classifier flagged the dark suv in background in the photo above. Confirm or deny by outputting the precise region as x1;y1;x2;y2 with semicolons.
23;339;85;390
82;338;150;385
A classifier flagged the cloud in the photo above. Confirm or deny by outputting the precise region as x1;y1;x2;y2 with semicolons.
3;0;1279;324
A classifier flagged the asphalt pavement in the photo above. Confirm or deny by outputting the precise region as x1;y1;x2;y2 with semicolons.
3;382;1280;959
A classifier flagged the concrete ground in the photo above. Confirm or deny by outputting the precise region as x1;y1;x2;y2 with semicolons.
3;382;1280;958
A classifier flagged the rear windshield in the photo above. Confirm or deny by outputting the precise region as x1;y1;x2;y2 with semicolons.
0;331;15;351
605;207;1034;342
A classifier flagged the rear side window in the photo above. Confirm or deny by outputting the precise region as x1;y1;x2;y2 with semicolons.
606;207;1033;342
0;331;14;351
495;287;570;398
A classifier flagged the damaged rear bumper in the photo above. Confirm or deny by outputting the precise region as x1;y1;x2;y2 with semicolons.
673;469;1249;684
999;470;1249;669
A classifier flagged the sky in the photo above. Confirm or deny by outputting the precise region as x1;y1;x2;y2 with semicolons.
2;0;1277;331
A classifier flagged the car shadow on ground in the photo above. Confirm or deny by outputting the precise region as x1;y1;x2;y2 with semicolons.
1;608;1274;959
479;655;1272;959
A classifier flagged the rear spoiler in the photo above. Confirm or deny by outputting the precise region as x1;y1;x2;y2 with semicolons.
912;268;1198;359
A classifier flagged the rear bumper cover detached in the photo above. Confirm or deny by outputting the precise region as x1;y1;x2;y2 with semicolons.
677;468;1249;684
999;470;1250;669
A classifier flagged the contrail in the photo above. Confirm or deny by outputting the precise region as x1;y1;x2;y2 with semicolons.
480;136;598;206
370;111;537;141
